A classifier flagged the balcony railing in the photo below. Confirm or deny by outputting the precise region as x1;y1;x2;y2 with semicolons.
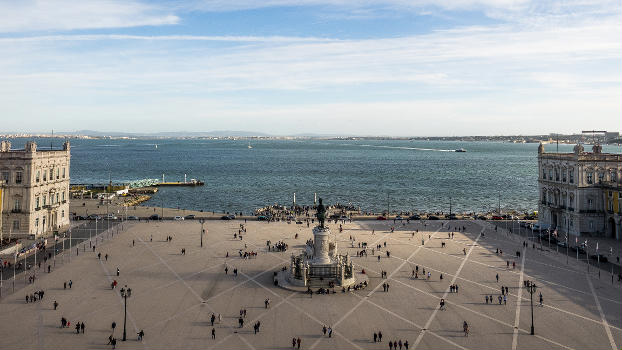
11;209;21;213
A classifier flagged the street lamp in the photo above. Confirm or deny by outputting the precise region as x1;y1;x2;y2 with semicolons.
526;281;537;335
199;219;205;247
120;285;132;341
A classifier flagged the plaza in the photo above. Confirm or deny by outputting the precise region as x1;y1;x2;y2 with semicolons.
0;218;620;349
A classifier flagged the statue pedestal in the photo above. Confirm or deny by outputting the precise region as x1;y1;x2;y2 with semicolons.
312;226;331;264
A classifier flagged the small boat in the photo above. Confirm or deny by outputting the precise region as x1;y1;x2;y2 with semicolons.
455;148;467;152
247;141;252;149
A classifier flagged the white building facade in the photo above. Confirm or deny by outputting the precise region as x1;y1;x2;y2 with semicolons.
0;140;71;238
538;143;622;239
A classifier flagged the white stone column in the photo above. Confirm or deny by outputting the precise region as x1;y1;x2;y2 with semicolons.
312;226;331;264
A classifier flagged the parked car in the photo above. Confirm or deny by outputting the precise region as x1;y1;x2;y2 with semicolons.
105;214;118;220
557;241;568;248
428;215;440;220
149;214;160;220
408;214;421;220
376;216;387;220
446;213;457;220
395;216;403;220
74;215;88;220
257;215;269;221
184;214;196;220
476;215;487;220
221;214;235;220
174;216;184;221
491;216;503;220
127;216;138;220
87;214;101;220
590;254;608;263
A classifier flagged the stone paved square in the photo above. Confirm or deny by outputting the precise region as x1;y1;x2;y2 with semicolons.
0;219;620;349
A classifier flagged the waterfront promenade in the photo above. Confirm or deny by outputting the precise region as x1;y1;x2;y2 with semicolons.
0;219;620;349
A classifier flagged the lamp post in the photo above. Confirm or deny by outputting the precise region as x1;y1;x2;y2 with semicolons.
120;285;132;341
199;219;205;247
526;280;537;335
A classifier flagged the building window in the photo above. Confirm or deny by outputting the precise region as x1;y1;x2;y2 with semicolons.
56;193;59;203
569;194;574;209
542;169;546;179
62;168;66;178
56;168;60;179
35;196;40;208
588;198;593;209
62;210;65;218
12;220;19;231
549;169;553;180
569;169;574;183
15;171;22;184
586;171;593;184
35;218;39;227
589;221;593;230
62;192;65;201
43;196;47;206
598;172;604;183
555;169;559;181
13;199;20;211
562;170;567;182
569;218;573;228
1;171;9;183
43;170;47;181
49;169;53;180
611;170;617;182
36;170;40;182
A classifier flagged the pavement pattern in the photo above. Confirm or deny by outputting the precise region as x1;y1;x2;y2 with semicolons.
0;219;620;349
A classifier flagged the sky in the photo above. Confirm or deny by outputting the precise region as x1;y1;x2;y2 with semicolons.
0;0;620;136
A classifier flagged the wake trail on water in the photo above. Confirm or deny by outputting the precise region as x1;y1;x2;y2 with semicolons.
359;144;454;152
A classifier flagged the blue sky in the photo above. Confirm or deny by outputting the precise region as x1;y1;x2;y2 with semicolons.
0;0;620;136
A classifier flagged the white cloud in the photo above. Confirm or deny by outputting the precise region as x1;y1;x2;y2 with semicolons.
0;0;620;135
0;0;179;33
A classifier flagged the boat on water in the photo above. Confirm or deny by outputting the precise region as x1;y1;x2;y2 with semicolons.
455;148;467;152
248;141;252;149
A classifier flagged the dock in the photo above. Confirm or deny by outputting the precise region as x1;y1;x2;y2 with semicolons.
154;180;204;187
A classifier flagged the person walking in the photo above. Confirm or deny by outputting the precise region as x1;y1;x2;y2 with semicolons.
389;340;394;350
211;313;215;326
297;337;301;349
322;326;327;336
503;295;507;305
76;322;81;334
54;300;59;310
539;292;543;306
69;280;73;289
496;273;499;283
138;330;144;341
463;321;469;336
378;331;383;342
81;322;85;333
328;326;332;338
116;268;120;277
211;328;215;339
374;332;377;342
105;254;108;261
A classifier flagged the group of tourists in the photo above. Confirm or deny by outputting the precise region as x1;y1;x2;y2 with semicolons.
25;289;45;303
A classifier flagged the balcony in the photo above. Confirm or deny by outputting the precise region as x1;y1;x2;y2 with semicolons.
11;209;21;213
35;207;41;211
